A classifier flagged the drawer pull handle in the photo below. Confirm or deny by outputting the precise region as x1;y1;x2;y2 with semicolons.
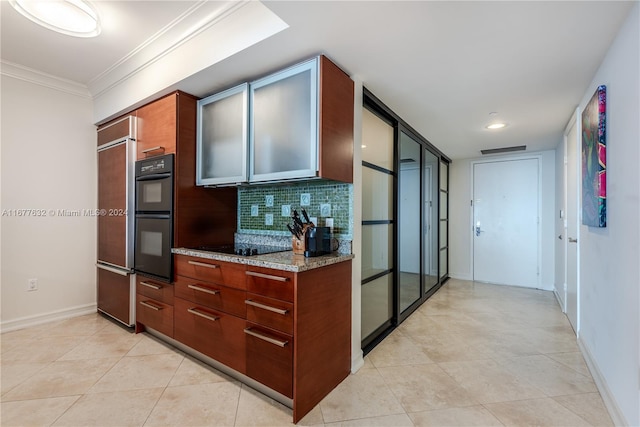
188;260;220;269
244;328;288;347
245;299;288;315
139;301;162;311
245;271;289;282
188;284;219;295
140;281;162;290
187;307;219;322
141;146;165;154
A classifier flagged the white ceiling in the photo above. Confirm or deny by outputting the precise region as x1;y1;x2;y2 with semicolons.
1;1;634;159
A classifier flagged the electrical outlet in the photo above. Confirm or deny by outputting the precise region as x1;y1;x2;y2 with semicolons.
27;278;38;292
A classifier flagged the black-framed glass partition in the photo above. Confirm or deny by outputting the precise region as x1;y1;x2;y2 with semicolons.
362;89;450;353
361;106;395;347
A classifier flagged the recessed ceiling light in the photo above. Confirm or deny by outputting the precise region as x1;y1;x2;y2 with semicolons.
10;0;101;38
486;123;507;130
361;144;367;148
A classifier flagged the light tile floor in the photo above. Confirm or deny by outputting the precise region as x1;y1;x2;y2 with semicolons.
1;279;613;426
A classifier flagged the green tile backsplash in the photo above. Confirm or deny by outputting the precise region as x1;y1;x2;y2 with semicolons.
238;181;353;238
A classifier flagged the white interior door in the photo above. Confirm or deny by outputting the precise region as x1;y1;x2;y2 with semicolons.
473;158;540;288
566;117;580;333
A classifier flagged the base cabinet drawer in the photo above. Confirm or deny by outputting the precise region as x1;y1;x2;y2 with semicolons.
136;295;174;337
136;276;174;304
175;255;246;290
245;293;293;335
174;297;246;373
246;268;294;302
175;277;246;318
245;322;293;398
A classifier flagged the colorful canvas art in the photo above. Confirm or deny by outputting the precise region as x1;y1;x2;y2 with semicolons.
581;85;606;227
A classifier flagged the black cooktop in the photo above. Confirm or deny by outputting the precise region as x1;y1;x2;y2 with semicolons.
195;244;289;257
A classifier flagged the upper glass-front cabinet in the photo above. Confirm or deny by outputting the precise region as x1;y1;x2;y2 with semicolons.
196;56;353;186
250;58;318;182
196;84;248;186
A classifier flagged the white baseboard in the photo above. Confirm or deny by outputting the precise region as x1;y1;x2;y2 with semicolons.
553;288;566;312
351;349;365;373
578;337;628;426
449;272;472;281
0;303;97;333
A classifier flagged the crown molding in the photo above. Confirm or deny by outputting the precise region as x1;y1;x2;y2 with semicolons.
88;1;253;98
1;60;91;98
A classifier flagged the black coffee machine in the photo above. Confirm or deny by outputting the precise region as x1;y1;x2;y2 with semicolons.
304;227;331;257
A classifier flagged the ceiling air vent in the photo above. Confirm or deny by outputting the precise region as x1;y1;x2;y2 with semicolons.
480;145;526;155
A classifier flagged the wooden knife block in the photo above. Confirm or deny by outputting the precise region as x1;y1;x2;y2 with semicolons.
292;224;312;255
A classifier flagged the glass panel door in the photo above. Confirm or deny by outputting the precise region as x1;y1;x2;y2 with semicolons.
439;161;449;279
424;148;440;293
361;106;395;347
398;131;421;313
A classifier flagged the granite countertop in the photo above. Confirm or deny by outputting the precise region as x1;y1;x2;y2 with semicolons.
172;247;354;273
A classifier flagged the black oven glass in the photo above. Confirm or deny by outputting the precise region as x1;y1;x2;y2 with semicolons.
135;154;173;213
135;216;172;281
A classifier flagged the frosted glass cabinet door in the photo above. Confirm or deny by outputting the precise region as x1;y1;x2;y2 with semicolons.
250;58;318;182
196;84;248;186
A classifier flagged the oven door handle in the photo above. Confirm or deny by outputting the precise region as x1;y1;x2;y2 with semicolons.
136;172;171;181
135;213;171;219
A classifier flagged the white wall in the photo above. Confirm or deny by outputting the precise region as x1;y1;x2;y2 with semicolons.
1;74;97;330
450;150;557;290
575;4;639;426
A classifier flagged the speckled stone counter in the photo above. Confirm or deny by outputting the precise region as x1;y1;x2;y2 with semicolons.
172;247;354;273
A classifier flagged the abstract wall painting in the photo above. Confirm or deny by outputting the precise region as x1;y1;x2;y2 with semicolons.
581;85;607;227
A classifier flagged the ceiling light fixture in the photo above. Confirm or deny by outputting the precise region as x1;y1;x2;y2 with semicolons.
9;0;101;38
486;123;507;130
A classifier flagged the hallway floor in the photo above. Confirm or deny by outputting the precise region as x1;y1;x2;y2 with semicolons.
1;279;613;426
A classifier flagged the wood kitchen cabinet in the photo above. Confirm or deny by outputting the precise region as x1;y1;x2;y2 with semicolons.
251;55;354;183
173;256;247;373
134;91;238;249
196;55;354;186
170;253;352;423
136;94;177;158
135;276;174;337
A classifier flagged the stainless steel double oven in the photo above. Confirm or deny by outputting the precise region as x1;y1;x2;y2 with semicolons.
134;154;174;282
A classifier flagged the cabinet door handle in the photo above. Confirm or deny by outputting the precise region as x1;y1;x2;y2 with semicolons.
141;146;165;154
188;260;220;269
188;284;219;295
245;271;289;282
245;299;288;315
244;328;288;347
139;301;163;311
140;281;162;290
187;307;219;322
